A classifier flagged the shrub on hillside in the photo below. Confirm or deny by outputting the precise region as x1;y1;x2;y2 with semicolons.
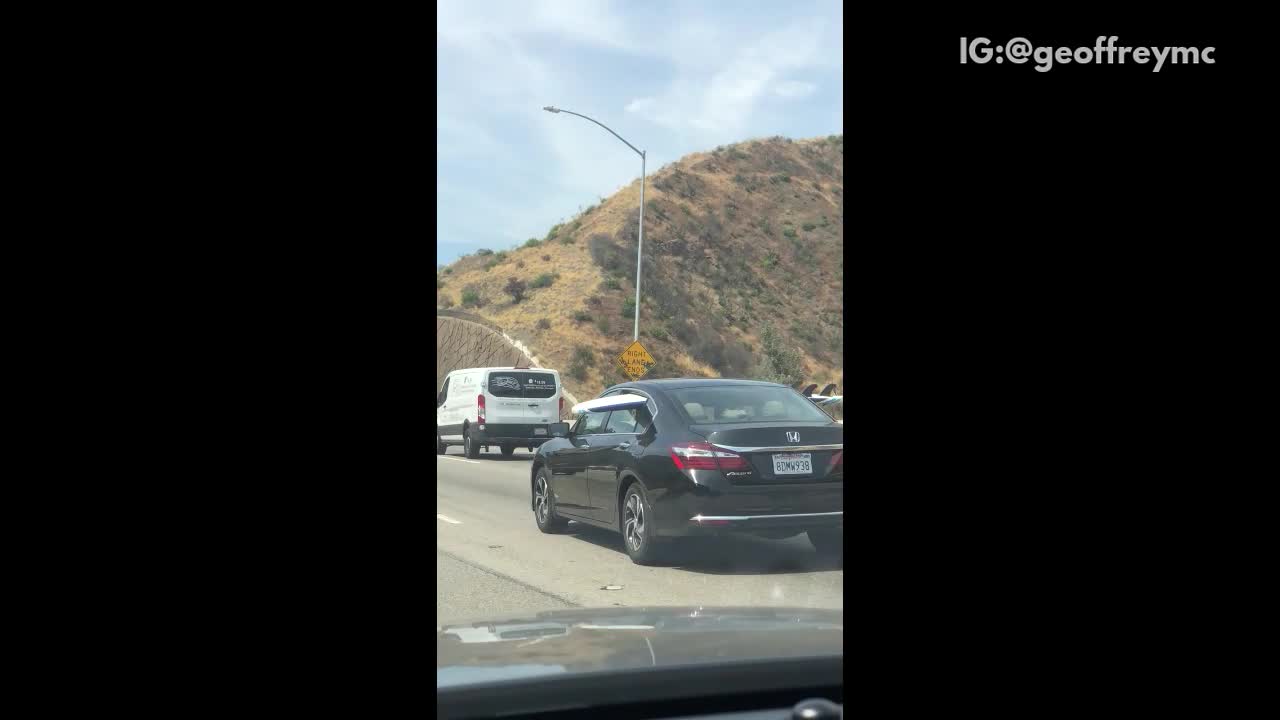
573;310;592;323
536;318;551;330
460;285;483;308
751;323;805;386
524;238;540;248
621;297;635;318
438;294;454;309
476;248;494;256
541;254;551;261
530;273;555;289
803;223;817;231
596;316;611;334
571;345;596;368
588;233;623;271
603;277;621;291
504;277;527;303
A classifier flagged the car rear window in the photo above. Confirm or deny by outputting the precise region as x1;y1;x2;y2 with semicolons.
670;386;830;424
487;372;558;398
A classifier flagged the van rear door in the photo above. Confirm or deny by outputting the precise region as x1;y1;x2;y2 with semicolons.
519;372;558;423
485;371;559;422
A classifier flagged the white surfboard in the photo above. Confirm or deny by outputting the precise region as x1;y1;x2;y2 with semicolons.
570;394;649;415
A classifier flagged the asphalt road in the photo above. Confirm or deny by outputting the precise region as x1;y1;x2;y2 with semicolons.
436;446;843;625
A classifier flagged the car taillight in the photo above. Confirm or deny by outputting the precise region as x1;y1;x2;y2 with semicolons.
477;394;485;424
828;450;843;474
670;442;749;472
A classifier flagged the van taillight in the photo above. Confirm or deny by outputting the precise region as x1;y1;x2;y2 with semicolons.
559;397;563;417
477;394;485;423
670;442;748;472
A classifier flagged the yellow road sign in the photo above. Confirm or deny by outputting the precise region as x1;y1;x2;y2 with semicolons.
616;340;657;380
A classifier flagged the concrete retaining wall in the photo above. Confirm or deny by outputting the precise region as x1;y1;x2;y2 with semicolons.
436;315;580;411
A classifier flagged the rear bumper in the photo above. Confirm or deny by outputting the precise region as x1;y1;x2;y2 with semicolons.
678;510;843;536
473;424;553;445
644;472;843;538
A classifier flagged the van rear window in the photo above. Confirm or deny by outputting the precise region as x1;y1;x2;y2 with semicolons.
487;372;558;398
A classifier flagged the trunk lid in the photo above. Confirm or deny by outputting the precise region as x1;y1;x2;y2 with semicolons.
689;421;843;484
688;421;842;448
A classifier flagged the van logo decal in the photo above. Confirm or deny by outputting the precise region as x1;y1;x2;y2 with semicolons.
491;376;520;390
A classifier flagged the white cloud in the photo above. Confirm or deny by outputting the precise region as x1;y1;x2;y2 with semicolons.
625;97;656;114
618;17;839;137
773;80;817;98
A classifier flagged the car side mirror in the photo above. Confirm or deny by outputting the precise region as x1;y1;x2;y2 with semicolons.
550;422;570;438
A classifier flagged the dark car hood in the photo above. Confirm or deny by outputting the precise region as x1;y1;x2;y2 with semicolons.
437;606;843;688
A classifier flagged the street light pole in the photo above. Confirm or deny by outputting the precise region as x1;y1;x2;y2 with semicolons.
635;150;644;342
543;106;645;341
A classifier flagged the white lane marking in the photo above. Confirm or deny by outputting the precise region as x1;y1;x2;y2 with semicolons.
437;514;463;524
439;456;482;464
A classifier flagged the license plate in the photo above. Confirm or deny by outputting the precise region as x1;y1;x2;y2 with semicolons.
534;428;547;435
772;453;812;475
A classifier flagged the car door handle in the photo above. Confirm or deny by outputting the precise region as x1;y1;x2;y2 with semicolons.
617;442;631;449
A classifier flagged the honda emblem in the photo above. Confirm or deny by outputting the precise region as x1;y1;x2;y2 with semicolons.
786;431;800;443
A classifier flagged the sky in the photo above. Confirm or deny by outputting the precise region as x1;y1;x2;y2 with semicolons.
437;0;843;267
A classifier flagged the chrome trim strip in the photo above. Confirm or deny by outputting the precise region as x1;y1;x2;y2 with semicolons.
691;511;843;522
715;443;843;453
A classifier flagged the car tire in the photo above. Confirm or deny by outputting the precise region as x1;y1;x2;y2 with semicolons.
807;528;843;560
621;483;665;566
501;444;515;458
437;432;446;455
464;430;481;459
533;467;569;533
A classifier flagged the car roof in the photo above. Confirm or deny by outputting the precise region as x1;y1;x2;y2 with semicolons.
608;378;790;393
449;367;560;375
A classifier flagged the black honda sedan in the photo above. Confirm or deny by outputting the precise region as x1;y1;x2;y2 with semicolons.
530;379;843;565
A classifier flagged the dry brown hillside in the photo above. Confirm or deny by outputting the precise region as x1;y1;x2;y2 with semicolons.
436;135;844;402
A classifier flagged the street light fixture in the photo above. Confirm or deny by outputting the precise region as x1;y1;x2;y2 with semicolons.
543;105;646;341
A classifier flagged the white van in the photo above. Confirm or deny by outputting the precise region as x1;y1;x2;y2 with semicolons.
436;367;564;458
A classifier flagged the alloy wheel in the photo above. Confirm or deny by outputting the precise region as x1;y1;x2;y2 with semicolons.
535;475;549;524
624;493;645;551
